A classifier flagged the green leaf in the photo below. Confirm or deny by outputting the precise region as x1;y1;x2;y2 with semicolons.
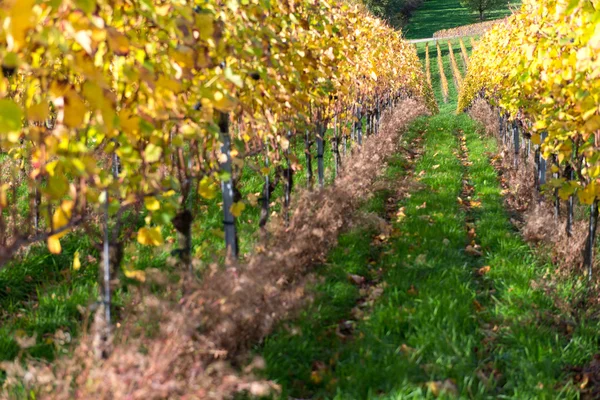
144;143;162;163
0;99;23;135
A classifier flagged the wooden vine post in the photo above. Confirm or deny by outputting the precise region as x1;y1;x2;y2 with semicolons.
356;102;363;146
218;112;238;259
284;131;293;224
538;131;548;193
585;201;599;282
305;129;313;189
512;120;520;170
316;114;325;188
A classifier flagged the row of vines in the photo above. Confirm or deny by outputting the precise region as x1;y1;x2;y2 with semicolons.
0;0;436;326
459;0;600;277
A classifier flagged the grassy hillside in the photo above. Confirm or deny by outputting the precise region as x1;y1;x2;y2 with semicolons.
403;0;520;39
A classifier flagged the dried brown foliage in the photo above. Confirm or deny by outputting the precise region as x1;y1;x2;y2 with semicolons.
2;100;429;400
469;98;588;274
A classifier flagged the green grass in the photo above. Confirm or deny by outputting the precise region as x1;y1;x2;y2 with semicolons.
0;118;361;371
403;0;519;39
464;119;600;398
254;36;600;398
256;112;600;399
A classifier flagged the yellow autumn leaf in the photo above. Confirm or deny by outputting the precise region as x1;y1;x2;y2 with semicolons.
64;90;86;128
137;227;164;246
589;164;600;179
27;102;49;123
213;91;237;112
578;182;597;205
144;196;160;211
107;27;130;55
6;0;37;50
48;236;62;254
73;251;81;271
230;201;246;217
198;177;219;199
119;109;140;135
52;200;74;238
584;116;600;133
195;13;214;40
144;143;162;163
0;184;8;208
124;268;146;282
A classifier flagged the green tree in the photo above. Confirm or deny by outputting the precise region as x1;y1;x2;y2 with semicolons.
460;0;506;21
362;0;423;28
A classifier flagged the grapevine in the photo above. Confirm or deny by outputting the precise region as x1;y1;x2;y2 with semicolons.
425;42;432;88
447;41;463;91
436;41;449;103
0;0;436;290
459;38;470;69
459;0;600;276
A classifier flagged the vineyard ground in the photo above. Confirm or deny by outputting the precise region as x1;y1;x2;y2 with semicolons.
3;9;600;398
249;35;600;398
403;0;519;40
0;121;347;367
254;112;600;399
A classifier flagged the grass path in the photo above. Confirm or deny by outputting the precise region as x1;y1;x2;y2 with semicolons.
255;41;600;397
257;111;600;399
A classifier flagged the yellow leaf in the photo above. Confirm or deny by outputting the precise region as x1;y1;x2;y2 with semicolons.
64;90;86;128
584;116;600;133
230;202;245;218
0;184;9;208
137;227;164;246
48;236;62;254
124;268;146;282
27;102;49;123
156;76;183;93
107;28;130;56
589;164;600;179
144;143;162;163
578;182;597;205
144;196;160;211
213;91;237;112
195;13;214;40
7;0;36;50
73;251;81;271
119;109;140;135
52;200;74;238
198;177;218;199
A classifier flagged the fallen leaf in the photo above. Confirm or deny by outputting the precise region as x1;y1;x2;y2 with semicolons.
465;245;483;256
478;266;491;275
580;373;590;389
427;379;458;397
407;285;418;296
473;299;484;312
417;202;427;210
348;274;365;285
